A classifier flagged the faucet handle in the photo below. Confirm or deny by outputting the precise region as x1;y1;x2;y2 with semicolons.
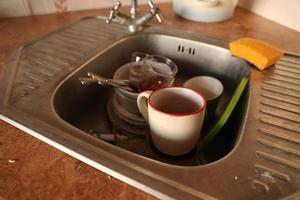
148;0;163;23
106;1;122;23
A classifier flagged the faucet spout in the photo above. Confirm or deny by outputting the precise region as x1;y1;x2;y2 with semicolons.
130;0;138;19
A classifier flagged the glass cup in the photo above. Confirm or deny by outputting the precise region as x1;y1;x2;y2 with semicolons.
129;52;149;89
138;55;178;92
113;53;178;114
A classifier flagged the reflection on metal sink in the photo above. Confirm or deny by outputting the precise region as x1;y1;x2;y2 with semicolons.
1;17;300;199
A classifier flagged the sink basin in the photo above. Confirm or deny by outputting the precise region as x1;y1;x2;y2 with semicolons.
53;32;250;166
1;17;300;199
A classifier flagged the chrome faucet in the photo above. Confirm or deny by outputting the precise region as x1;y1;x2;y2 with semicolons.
106;0;163;33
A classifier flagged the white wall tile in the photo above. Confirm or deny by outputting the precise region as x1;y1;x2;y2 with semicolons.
27;0;52;15
109;0;170;6
66;0;113;12
238;0;300;32
24;0;170;15
0;0;31;17
91;0;113;7
0;0;171;17
1;0;299;33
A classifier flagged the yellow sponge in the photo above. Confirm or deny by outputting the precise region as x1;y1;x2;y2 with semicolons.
229;37;283;71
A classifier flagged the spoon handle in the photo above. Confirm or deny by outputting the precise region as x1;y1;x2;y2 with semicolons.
87;72;130;86
79;72;135;92
79;77;98;85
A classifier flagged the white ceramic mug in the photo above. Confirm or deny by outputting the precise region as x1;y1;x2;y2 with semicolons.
184;76;223;124
137;87;206;156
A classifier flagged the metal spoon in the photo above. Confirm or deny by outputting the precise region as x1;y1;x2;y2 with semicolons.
79;72;136;92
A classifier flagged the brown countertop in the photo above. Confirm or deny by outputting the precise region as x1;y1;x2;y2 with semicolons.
1;3;300;200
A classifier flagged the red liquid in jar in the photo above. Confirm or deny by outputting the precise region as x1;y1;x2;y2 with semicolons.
138;62;174;92
138;76;168;92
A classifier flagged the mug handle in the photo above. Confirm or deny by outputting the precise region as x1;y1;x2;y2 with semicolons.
137;91;152;122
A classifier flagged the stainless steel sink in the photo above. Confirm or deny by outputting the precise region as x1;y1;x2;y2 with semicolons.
1;17;300;199
53;32;250;166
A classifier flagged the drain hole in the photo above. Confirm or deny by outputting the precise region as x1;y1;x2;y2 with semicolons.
192;48;195;55
177;45;185;52
177;45;196;55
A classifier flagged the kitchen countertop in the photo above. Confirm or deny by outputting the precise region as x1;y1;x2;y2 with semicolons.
0;3;299;200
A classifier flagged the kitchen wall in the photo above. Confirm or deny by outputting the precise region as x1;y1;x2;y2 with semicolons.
0;0;170;17
238;0;300;32
0;0;299;32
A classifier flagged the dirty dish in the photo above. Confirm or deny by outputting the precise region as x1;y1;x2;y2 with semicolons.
129;52;149;87
138;55;178;92
184;76;223;124
113;54;178;115
113;62;142;114
137;87;206;156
